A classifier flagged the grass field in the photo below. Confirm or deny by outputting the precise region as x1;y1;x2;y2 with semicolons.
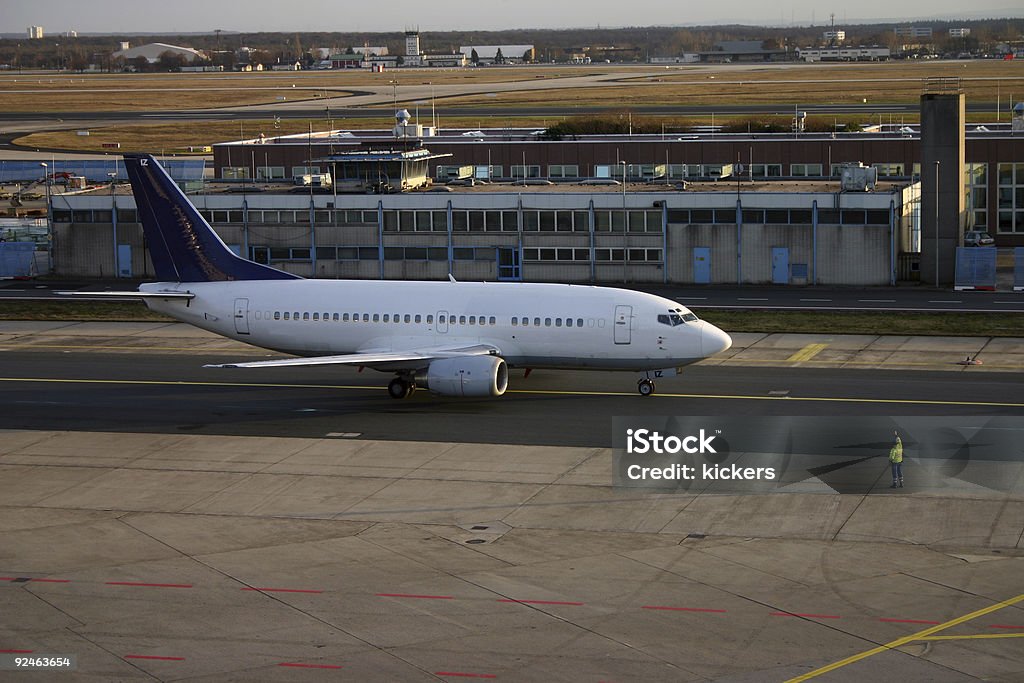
0;67;619;112
2;301;1020;338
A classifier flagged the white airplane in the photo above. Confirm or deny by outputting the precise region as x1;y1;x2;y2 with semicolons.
72;154;732;399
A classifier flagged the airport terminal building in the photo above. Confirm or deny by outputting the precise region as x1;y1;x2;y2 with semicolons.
52;178;916;286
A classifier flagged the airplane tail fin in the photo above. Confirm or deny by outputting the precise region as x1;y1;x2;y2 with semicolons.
123;153;300;283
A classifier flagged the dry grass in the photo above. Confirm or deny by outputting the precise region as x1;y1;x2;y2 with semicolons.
0;67;621;112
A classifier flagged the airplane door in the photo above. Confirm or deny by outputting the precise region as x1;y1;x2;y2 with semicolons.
614;305;632;344
233;298;250;335
437;310;449;334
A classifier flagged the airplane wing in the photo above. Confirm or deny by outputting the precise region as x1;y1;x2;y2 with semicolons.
203;343;501;370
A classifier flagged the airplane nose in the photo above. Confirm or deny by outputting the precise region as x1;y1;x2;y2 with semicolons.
701;323;732;357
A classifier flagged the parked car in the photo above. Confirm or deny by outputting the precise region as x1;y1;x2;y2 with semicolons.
964;230;995;247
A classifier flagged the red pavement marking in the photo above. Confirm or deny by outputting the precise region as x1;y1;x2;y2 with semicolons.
124;655;185;661
375;593;454;600
879;618;941;625
106;582;192;588
0;578;15;581
642;605;727;613
242;587;323;594
0;650;33;653
770;612;841;619
989;624;1024;629
497;599;584;606
278;662;344;669
434;672;497;679
28;578;70;583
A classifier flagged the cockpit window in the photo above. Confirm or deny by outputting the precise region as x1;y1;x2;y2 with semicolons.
682;313;698;322
657;313;687;326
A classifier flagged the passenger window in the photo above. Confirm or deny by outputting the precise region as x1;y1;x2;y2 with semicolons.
460;315;466;324
343;313;349;322
373;314;380;322
283;312;290;320
534;317;541;326
426;315;433;324
555;318;562;327
597;319;605;328
294;311;299;319
469;316;476;325
323;312;329;321
362;314;369;322
404;314;411;323
512;317;518;326
255;311;262;321
489;316;496;325
415;314;421;323
566;318;573;327
313;312;319;321
545;318;552;327
333;313;339;321
393;314;399;323
303;312;310;321
439;315;446;324
577;318;583;327
274;312;281;320
383;314;390;323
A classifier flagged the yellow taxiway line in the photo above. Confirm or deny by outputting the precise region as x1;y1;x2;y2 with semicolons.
786;343;829;362
1;376;1024;408
785;592;1024;682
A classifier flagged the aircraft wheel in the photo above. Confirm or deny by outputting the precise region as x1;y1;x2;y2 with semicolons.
388;377;411;399
638;379;655;397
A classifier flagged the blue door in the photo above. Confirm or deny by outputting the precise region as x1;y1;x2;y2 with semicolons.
772;247;789;284
117;244;132;278
693;247;711;284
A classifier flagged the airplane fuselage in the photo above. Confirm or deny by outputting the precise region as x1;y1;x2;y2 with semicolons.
141;279;730;372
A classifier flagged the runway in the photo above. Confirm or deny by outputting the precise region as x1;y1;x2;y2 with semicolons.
2;350;1024;446
2;328;1023;680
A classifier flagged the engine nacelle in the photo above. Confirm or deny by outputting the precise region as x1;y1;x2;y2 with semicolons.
424;356;508;397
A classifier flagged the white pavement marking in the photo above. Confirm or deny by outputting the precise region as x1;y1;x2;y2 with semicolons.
800;298;832;302
858;299;896;303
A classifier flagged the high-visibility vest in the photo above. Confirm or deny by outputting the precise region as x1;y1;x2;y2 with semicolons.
889;437;903;463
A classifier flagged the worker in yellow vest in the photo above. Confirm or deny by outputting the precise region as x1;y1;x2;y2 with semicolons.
889;431;904;489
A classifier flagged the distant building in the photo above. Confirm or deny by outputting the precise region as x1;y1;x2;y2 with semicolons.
700;41;789;63
405;30;421;66
270;62;302;71
949;28;972;38
460;45;535;64
650;55;699;64
330;53;364;69
421;53;467;67
823;30;846;42
352;46;388;56
894;26;933;39
27;26;43;39
112;42;205;65
797;47;890;62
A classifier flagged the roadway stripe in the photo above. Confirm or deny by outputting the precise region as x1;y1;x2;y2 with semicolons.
242;587;323;594
376;593;454;600
106;581;192;588
786;343;829;362
784;592;1024;682
1;377;1023;408
917;633;1024;641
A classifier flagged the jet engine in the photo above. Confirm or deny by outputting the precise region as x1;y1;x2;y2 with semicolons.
424;356;508;397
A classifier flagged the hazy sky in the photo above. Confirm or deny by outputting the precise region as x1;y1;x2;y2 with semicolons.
3;0;1020;33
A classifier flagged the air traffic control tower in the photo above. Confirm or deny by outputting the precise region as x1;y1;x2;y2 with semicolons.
919;80;965;287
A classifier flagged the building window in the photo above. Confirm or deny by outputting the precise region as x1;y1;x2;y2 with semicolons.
996;163;1024;233
965;163;987;230
790;163;823;177
256;166;285;180
510;165;541;179
221;166;250;180
548;164;580;179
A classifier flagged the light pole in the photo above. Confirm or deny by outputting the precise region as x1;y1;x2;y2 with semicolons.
620;160;627;283
934;160;940;288
39;163;52;274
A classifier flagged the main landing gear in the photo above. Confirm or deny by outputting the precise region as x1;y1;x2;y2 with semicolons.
637;378;656;397
387;375;417;399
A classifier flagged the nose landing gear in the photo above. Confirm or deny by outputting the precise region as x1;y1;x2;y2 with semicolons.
637;378;656;397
